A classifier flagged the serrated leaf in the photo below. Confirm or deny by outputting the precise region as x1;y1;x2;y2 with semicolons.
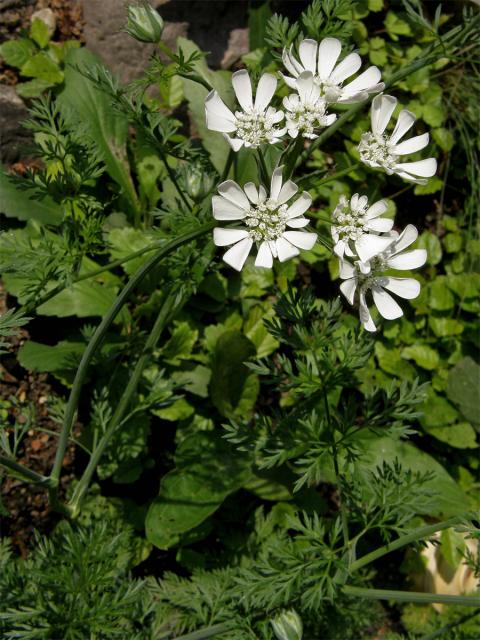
428;316;464;337
21;53;63;84
15;78;55;98
0;39;36;68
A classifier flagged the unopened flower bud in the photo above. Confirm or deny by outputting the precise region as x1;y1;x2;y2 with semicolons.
271;610;303;640
125;3;164;44
182;165;215;203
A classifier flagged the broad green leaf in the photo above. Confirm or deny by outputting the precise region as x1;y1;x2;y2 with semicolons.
358;435;470;517
385;11;412;39
443;233;462;253
18;340;84;373
428;277;455;311
145;431;251;549
402;345;439;370
414;176;442;196
420;389;459;429
172;365;211;398
21;53;63;84
0;39;36;68
15;78;55;98
244;305;279;358
417;231;442;266
153;397;194;421
0;170;62;225
160;321;198;365
425;422;478;449
440;528;467;569
375;342;415;378
432;127;454;151
368;0;384;10
446;357;480;427
178;37;234;173
58;48;140;219
248;2;272;49
429;316;464;337
209;330;256;417
107;227;156;275
30;18;50;48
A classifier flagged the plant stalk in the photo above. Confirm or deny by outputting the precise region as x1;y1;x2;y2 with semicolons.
0;454;51;486
342;585;480;606
173;623;231;640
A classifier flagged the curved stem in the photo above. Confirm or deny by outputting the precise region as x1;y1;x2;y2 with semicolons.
342;585;480;607
158;148;191;209
0;454;51;486
256;147;269;186
298;162;361;188
49;222;215;490
173;624;231;640
68;289;179;513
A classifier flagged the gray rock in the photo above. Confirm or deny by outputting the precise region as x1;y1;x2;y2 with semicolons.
0;85;30;164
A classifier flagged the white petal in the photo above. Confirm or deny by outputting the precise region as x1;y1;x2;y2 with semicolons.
299;39;318;73
395;158;437;178
387;249;427;270
283;231;317;250
205;91;236;132
224;135;244;151
318;38;342;79
270;166;284;200
279;72;298;90
254;73;277;112
283;47;303;76
371;94;397;136
356;234;394;263
365;218;394;232
392;133;429;156
359;289;377;331
390;109;416;145
232;70;253;111
285;192;312;219
286;217;309;228
390;224;418;253
366;200;387;219
258;185;267;203
351;193;359;208
222;237;253;271
275;237;300;262
212;195;247;220
340;278;357;305
277;180;299;205
339;259;355;279
382;277;421;299
342;66;382;95
296;71;317;103
244;182;259;204
255;241;273;268
329;52;361;84
372;286;403;319
334;239;346;259
218;180;251;210
213;227;249;246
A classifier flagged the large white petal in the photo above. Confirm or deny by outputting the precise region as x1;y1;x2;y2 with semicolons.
283;231;317;250
254;73;277;112
222;237;253;271
213;227;249;246
243;182;259;204
366;200;388;219
342;66;382;95
205;91;236;128
359;290;377;332
270;166;284;200
275;237;300;262
277;180;299;205
390;224;418;254
365;217;394;232
318;37;342;79
340;278;357;305
371;94;397;136
392;133;429;156
232;70;253;111
286;217;309;228
279;72;298;90
395;158;437;178
299;39;318;74
206;113;237;133
258;185;267;203
285;192;312;219
212;195;247;220
382;277;421;299
389;109;416;145
283;47;303;76
355;234;394;263
329;52;361;84
296;71;316;103
372;286;403;319
255;241;273;268
224;135;244;151
218;180;251;210
339;259;355;279
387;249;427;270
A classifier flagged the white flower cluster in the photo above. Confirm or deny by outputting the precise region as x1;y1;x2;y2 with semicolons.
204;36;437;331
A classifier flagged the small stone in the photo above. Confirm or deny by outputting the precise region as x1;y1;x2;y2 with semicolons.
221;28;249;69
31;8;57;37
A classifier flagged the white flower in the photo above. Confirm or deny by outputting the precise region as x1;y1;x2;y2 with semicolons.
283;71;337;139
358;94;437;185
281;37;384;104
212;167;317;271
339;224;427;332
204;70;286;151
331;193;394;261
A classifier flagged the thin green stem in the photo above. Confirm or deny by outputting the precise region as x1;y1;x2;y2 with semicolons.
0;454;51;486
283;136;304;180
158;148;191;209
342;585;480;607
256;147;269;185
421;610;480;640
298;162;361;188
350;517;462;573
220;149;235;183
173;624;231;640
179;72;212;92
49;222;215;494
68;290;179;513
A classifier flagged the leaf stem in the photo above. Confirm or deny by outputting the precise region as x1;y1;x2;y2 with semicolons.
298;162;361;188
342;585;480;606
48;222;215;496
158;147;191;209
256;147;270;186
173;624;231;640
0;454;51;486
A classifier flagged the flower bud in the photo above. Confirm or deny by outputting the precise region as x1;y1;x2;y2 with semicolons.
124;3;164;44
271;609;303;640
181;164;215;203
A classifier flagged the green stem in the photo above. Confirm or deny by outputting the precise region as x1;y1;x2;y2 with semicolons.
256;147;270;186
158;148;191;209
0;454;51;486
49;222;215;493
283;136;304;180
68;290;179;513
342;585;480;607
179;72;213;92
350;517;461;573
173;624;231;640
298;162;361;188
220;149;235;183
420;610;480;640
